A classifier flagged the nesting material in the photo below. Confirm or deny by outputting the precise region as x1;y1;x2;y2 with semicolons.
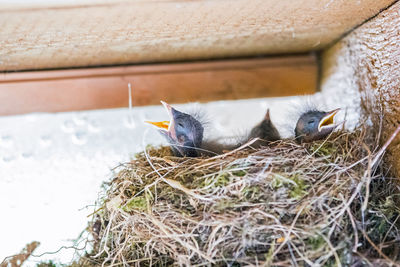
79;127;400;266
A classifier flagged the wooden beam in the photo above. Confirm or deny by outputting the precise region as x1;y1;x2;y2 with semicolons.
0;55;317;115
0;0;394;71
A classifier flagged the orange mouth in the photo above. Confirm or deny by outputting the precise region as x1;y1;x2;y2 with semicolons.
318;108;340;132
145;120;170;130
145;101;175;139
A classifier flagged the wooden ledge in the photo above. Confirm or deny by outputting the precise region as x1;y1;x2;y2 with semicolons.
0;55;317;115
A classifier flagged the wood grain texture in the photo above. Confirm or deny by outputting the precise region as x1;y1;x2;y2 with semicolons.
0;0;394;71
0;55;317;115
321;1;400;177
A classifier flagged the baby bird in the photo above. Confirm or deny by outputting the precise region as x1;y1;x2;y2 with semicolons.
246;109;281;147
147;102;282;157
146;101;204;157
294;108;340;143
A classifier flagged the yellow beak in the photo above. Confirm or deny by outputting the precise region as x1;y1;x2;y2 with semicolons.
145;120;170;130
318;108;340;132
145;101;174;132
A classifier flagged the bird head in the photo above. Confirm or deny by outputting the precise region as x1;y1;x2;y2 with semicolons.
295;108;340;143
248;109;280;142
146;101;204;157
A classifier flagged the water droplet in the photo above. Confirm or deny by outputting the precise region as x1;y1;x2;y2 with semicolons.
40;135;52;147
0;135;13;148
123;116;136;129
72;131;87;145
62;120;75;133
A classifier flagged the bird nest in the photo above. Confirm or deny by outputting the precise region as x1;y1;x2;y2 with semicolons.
75;127;400;266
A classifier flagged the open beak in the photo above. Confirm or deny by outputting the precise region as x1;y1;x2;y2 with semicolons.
145;101;176;137
318;108;340;132
145;120;170;131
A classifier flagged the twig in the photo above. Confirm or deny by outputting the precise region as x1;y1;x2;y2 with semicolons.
361;230;396;264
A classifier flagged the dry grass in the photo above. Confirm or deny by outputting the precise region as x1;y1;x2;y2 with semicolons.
75;126;400;266
0;241;40;267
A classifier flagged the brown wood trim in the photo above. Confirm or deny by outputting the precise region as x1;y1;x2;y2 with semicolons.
0;56;317;116
1;56;313;82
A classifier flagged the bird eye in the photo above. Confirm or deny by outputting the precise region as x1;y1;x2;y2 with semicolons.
308;120;315;125
177;122;184;128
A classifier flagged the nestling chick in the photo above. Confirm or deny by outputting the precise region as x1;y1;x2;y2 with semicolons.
295;108;340;143
247;109;280;147
146;101;204;157
147;102;281;157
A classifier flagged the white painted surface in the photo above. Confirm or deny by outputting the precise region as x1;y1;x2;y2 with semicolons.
0;95;353;265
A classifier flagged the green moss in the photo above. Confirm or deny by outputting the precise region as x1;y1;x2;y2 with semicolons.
270;173;309;199
381;195;400;217
271;174;285;189
310;142;338;157
288;175;309;200
215;199;236;211
242;185;262;200
306;235;326;250
123;195;149;212
36;261;58;267
200;168;245;189
232;170;247;177
212;172;231;187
